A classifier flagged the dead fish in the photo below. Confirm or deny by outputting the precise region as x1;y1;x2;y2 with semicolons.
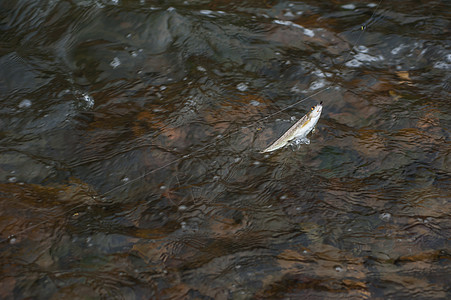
261;102;323;153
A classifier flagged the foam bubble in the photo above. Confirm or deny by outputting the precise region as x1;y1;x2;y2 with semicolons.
237;82;248;91
18;99;32;108
110;57;121;69
342;4;356;10
200;10;213;15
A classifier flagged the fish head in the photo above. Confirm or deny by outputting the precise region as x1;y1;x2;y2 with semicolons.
309;102;323;118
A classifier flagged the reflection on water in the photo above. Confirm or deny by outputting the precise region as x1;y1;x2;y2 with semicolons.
0;0;450;298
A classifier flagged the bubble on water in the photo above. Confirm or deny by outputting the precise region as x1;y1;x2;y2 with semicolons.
178;205;187;211
111;0;119;4
167;7;175;12
280;195;288;200
380;212;391;222
312;69;326;78
131;51;138;57
253;161;261;165
335;265;344;272
200;10;213;15
126;33;132;38
250;100;260;106
197;66;206;72
110;57;121;69
121;177;129;183
180;221;187;230
8;176;17;183
82;93;94;108
342;4;356;10
355;45;369;53
284;11;295;18
9;237;17;244
237;82;248;91
18;99;32;108
160;185;166;190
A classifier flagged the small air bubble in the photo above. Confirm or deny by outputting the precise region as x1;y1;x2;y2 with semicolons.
178;205;187;211
335;266;344;272
380;212;391;222
9;236;17;244
200;10;213;15
250;100;260;106
197;66;206;72
18;99;32;108
82;94;94;108
342;4;356;10
8;176;17;183
237;83;248;91
356;45;369;53
110;57;121;69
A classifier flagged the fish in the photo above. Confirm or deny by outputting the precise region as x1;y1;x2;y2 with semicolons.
261;102;323;153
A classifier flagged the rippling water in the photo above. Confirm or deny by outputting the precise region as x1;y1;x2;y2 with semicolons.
1;0;450;298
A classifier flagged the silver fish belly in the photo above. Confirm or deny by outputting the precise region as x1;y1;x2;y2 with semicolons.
261;102;322;153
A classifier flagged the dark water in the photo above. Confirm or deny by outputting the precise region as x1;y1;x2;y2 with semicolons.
1;0;450;298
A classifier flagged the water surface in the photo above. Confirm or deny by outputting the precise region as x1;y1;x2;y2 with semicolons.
0;0;450;298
